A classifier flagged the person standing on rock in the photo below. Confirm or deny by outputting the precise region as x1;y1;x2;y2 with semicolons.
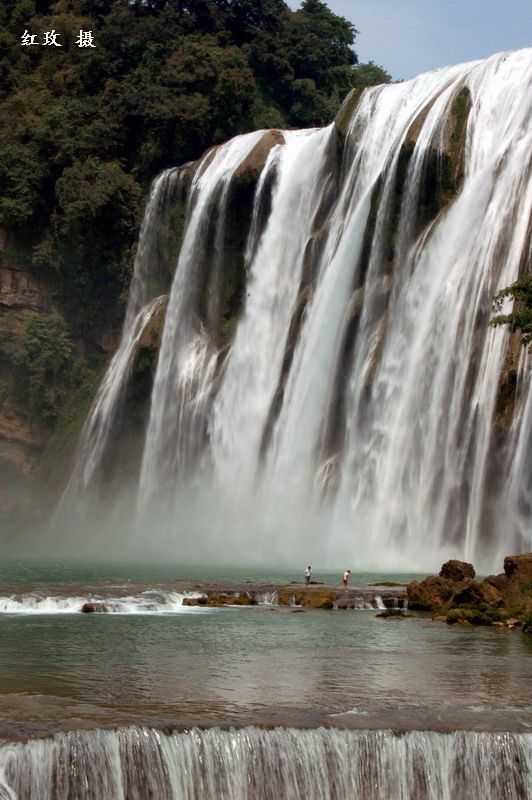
304;566;313;586
343;570;351;589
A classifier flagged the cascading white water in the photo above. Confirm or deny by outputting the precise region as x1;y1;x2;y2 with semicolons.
139;130;270;504
209;128;334;492
57;169;182;507
1;726;531;800
332;51;532;570
62;50;531;572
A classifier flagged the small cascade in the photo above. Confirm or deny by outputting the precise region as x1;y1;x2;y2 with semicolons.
0;591;201;614
0;725;531;800
255;590;279;605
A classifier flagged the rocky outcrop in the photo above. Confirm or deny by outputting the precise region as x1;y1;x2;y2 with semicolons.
504;553;532;584
183;594;258;607
233;130;285;185
407;554;532;630
0;233;59;533
439;559;475;582
407;576;454;610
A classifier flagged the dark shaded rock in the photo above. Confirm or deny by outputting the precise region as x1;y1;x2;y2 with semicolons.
504;553;532;584
81;602;107;613
184;593;258;607
376;609;412;619
450;580;483;606
439;560;475;581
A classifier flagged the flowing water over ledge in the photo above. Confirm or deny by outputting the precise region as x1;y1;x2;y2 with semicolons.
1;727;531;800
0;562;530;797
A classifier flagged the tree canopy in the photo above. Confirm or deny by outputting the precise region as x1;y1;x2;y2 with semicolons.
0;0;390;336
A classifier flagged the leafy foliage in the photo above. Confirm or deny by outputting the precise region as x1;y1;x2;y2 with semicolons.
351;60;392;87
491;273;532;347
0;0;390;338
16;312;73;417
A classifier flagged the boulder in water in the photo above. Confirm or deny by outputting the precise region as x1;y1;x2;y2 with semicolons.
408;553;532;630
81;602;108;613
439;560;475;581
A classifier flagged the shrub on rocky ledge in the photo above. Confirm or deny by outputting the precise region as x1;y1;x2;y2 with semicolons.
407;554;532;631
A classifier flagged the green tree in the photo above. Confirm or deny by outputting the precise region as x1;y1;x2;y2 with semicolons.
0;0;379;337
16;312;73;417
351;60;392;87
491;274;532;347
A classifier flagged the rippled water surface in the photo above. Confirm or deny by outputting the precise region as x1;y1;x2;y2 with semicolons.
0;562;530;739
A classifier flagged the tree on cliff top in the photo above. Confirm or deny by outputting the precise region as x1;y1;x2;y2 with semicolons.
0;0;389;337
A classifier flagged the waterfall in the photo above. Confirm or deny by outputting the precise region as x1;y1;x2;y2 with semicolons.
1;726;531;799
62;50;532;571
139;130;270;504
57;169;184;508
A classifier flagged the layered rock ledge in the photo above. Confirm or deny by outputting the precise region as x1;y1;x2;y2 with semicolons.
181;581;407;611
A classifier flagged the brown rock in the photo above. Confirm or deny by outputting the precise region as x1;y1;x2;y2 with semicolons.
0;264;55;315
234;131;285;184
504;553;532;585
407;576;454;610
432;615;448;622
480;575;508;607
483;573;510;592
81;602;108;613
450;580;483;606
439;560;475;582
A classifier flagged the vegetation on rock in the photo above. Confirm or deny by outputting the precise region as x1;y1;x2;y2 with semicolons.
407;555;532;632
491;273;532;348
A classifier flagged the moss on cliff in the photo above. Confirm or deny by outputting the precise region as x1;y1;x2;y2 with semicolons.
334;87;365;141
36;362;107;492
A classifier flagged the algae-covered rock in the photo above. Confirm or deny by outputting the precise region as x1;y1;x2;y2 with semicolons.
334;87;365;139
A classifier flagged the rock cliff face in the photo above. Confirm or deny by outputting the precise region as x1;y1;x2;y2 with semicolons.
0;228;119;536
0;231;58;535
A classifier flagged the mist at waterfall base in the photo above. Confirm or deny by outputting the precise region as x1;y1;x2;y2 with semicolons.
46;49;532;575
